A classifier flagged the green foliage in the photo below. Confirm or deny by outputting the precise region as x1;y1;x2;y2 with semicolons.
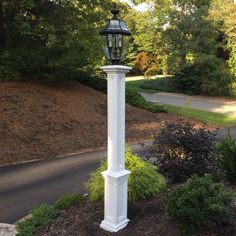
17;193;83;235
55;194;83;210
0;51;20;80
214;133;236;183
173;55;233;96
149;122;221;183
166;174;234;234
86;147;166;202
162;0;234;96
0;0;114;81
126;88;166;112
140;77;173;92
16;204;58;236
77;75;107;93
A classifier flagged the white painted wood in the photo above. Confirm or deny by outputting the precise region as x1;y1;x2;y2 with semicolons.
100;65;131;232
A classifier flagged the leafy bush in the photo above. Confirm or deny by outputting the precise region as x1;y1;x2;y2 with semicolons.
140;77;173;92
86;147;166;202
78;75;107;93
0;65;20;81
166;175;234;234
148;122;221;183
0;51;21;80
126;88;166;113
144;65;162;77
55;194;83;210
172;55;233;96
214;132;236;183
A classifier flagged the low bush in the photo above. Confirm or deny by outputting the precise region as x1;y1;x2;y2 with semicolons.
148;122;221;183
55;194;83;210
214;132;236;184
16;194;83;236
140;77;173;92
86;147;166;202
0;51;21;80
126;88;166;113
17;204;58;236
166;175;234;234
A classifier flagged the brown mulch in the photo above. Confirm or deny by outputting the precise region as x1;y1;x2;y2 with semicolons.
0;80;217;166
35;193;236;236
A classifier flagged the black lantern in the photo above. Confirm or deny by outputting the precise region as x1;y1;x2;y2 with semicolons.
100;8;131;65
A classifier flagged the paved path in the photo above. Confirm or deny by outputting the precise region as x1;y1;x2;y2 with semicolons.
0;142;152;224
141;92;236;116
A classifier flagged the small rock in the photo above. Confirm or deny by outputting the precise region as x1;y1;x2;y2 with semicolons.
0;223;17;236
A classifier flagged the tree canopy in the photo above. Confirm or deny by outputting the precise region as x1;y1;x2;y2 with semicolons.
0;0;235;95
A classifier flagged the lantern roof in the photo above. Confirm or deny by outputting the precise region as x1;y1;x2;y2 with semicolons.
99;8;131;36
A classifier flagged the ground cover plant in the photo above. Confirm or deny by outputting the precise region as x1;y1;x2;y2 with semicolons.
213;132;236;184
16;194;83;236
148;122;221;183
166;175;234;235
86;147;166;202
140;77;174;92
126;88;166;113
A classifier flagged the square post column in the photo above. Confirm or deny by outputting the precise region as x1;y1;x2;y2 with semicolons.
100;65;132;232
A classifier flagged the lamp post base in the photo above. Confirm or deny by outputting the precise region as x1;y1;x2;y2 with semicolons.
100;169;130;232
100;219;129;232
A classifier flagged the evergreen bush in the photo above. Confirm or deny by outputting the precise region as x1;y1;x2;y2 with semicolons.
166;175;234;234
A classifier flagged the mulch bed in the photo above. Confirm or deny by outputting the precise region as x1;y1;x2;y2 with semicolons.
0;80;216;166
35;193;236;236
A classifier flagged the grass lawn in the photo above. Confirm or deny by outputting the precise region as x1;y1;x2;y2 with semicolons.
126;77;236;127
165;104;236;127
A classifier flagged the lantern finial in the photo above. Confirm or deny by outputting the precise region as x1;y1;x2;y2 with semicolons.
111;7;119;18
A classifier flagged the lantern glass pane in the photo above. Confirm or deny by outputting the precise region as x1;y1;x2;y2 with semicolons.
120;20;128;31
102;35;111;60
109;20;120;30
121;35;129;60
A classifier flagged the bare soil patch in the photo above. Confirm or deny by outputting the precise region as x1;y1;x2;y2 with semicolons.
0;81;216;166
35;192;236;236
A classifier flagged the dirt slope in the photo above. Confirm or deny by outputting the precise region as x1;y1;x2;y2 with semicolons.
0;80;211;166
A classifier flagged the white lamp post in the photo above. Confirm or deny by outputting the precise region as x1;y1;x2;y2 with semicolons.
99;8;132;232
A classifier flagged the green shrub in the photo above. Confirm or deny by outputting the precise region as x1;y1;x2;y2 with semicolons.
148;122;221;183
214;132;236;183
55;194;83;210
0;65;20;81
172;55;233;96
140;77;173;92
17;194;83;235
166;175;234;234
126;88;166;113
17;204;58;236
86;147;166;202
0;51;21;80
